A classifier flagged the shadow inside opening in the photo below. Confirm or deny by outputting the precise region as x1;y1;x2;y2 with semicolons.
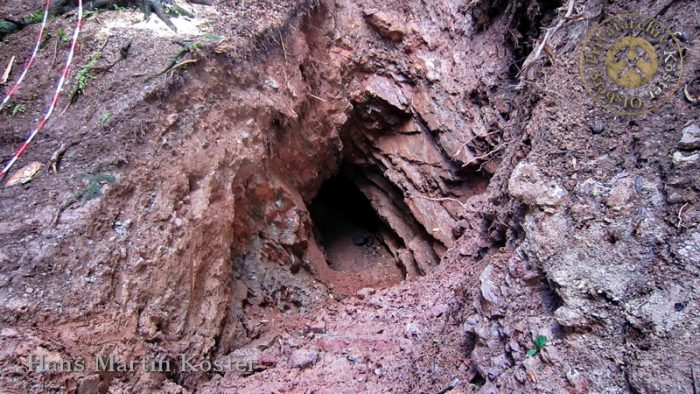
309;172;401;279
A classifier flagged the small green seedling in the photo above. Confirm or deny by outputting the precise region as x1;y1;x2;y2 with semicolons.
75;173;116;202
25;11;44;24
56;28;70;42
10;104;26;116
99;112;112;126
526;335;548;357
70;52;102;102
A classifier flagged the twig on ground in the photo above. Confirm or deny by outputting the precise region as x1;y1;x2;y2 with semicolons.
413;193;467;209
51;195;78;227
276;28;295;95
1;56;14;84
678;202;689;229
168;59;197;74
518;0;575;78
437;378;461;394
47;141;77;173
278;28;288;66
461;139;514;168
145;41;200;83
51;38;59;66
48;143;66;173
94;40;132;74
96;37;111;53
453;130;501;157
308;93;327;103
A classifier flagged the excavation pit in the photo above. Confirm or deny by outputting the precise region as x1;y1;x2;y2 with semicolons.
309;171;405;290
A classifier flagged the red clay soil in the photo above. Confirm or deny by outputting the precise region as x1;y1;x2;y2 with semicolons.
0;0;699;393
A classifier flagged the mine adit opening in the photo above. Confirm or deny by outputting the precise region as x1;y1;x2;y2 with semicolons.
309;169;404;281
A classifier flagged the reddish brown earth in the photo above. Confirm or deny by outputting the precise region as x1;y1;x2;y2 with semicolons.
0;0;699;392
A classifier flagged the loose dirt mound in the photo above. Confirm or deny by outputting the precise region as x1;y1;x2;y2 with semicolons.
0;0;698;392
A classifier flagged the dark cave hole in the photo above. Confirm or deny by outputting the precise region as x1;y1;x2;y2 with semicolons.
309;171;398;274
470;371;486;388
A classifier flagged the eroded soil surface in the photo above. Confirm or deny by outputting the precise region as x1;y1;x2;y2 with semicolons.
0;0;699;392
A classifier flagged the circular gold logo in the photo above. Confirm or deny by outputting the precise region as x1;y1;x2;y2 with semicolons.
580;13;683;115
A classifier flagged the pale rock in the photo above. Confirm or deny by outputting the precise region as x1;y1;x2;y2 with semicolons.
290;348;319;369
404;322;420;337
672;151;699;165
0;328;18;337
508;162;567;209
554;306;587;328
363;10;406;41
356;287;376;299
479;264;501;307
363;75;410;113
679;123;700;150
675;232;700;266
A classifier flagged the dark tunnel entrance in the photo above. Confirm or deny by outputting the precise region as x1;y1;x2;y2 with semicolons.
309;171;404;283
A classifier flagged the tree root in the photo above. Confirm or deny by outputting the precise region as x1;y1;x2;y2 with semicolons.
2;0;211;38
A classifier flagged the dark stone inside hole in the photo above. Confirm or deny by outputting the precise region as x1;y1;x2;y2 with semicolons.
309;171;394;273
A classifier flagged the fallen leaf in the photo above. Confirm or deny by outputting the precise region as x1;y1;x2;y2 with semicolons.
527;368;538;383
214;42;235;54
165;113;179;126
5;161;43;186
523;357;538;383
1;56;15;85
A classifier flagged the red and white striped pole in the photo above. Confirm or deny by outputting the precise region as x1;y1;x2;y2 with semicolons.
0;0;52;112
1;0;83;181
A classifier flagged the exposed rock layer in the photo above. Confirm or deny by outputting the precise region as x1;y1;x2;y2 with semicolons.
0;0;698;392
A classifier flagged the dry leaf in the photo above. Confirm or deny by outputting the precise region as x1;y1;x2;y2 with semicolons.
1;56;15;85
214;42;235;54
5;161;43;186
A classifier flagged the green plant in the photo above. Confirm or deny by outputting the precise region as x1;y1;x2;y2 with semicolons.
99;112;112;126
203;33;224;41
25;10;43;24
71;52;102;102
56;28;70;42
183;41;203;52
10;104;26;116
526;335;548;357
0;20;17;32
144;41;202;82
75;173;116;202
